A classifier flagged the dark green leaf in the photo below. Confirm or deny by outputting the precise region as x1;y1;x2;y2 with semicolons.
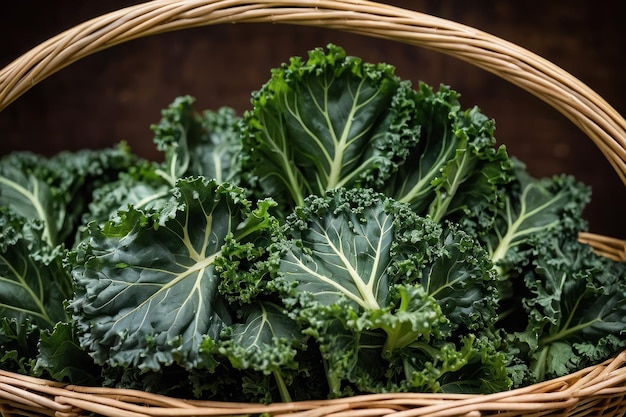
70;178;277;371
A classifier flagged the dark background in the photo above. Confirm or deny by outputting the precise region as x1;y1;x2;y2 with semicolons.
1;1;625;238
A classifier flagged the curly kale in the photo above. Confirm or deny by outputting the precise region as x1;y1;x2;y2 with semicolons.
240;44;421;215
267;187;508;396
0;44;624;404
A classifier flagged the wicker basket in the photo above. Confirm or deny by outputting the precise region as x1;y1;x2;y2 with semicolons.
1;1;625;416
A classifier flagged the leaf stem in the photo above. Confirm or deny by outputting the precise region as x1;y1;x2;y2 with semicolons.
540;319;599;346
273;369;292;403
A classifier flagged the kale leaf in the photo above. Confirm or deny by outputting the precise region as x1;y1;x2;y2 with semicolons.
380;83;512;228
270;187;506;396
70;178;277;372
240;44;420;214
514;236;626;382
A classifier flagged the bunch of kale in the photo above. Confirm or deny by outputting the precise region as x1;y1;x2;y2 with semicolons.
0;45;624;403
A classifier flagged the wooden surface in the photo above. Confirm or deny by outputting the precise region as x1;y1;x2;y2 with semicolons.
1;0;625;237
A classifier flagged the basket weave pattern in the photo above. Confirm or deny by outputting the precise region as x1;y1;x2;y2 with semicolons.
0;1;625;416
0;352;625;416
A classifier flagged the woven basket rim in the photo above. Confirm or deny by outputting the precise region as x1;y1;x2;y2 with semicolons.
0;1;625;416
0;352;625;417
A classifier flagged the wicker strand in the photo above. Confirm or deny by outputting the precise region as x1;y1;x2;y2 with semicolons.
578;232;626;262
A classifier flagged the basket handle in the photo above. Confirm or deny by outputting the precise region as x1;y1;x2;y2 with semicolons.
0;0;624;259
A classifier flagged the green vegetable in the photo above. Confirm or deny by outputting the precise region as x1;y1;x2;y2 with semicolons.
0;145;136;247
0;43;624;404
240;44;420;214
70;177;277;372
380;84;512;228
0;146;136;374
152;96;242;186
34;322;99;384
0;209;70;330
218;301;305;402
85;97;243;225
480;161;591;276
515;236;626;383
267;187;505;396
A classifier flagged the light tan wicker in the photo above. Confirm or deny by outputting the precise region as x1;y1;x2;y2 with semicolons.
0;1;625;416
